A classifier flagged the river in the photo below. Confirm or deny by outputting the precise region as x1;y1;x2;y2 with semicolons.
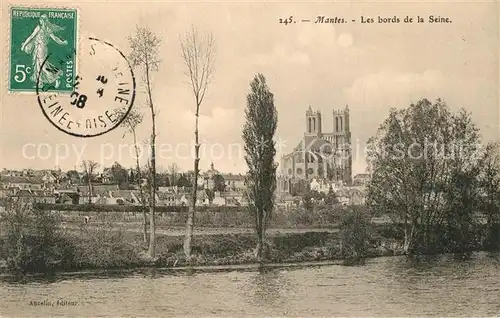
1;252;499;317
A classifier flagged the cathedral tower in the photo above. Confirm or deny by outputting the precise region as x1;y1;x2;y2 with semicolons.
333;105;350;135
305;106;322;137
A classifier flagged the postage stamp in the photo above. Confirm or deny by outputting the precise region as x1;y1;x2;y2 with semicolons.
36;37;136;138
9;7;77;93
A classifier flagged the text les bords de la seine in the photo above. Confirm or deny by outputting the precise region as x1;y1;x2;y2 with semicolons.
279;15;452;25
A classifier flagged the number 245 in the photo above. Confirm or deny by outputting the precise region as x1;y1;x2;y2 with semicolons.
279;16;294;25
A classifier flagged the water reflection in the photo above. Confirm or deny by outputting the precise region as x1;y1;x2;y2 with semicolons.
1;254;500;316
242;267;291;314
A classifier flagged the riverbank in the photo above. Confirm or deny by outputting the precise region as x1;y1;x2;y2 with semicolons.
0;223;404;275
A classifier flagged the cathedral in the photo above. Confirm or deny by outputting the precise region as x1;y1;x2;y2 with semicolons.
278;106;352;193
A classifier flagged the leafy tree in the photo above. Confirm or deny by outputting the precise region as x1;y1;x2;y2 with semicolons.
340;206;371;265
180;26;217;257
213;174;226;192
326;185;339;205
242;74;278;261
478;141;500;250
128;26;162;258
111;162;129;188
302;191;315;212
176;174;191;187
1;198;74;273
156;173;170;187
366;98;481;255
168;163;180;186
205;188;215;204
129;169;136;183
66;170;80;181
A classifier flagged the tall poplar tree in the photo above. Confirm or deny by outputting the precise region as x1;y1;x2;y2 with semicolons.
242;74;278;261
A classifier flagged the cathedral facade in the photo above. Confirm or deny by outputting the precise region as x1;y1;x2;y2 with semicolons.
278;106;352;193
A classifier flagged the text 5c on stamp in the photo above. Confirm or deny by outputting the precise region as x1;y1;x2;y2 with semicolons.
9;7;77;93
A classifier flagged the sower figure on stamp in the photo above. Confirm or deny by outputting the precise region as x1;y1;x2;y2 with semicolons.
20;14;68;88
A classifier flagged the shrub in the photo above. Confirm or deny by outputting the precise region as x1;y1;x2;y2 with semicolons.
0;198;75;274
339;206;372;265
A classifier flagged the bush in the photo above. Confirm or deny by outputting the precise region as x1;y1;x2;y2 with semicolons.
339;206;372;265
0;198;75;274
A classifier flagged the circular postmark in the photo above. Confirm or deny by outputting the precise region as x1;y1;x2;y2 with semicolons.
36;37;136;137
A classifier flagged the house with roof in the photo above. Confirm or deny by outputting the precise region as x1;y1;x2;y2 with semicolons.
212;191;226;206
57;193;75;204
54;189;80;204
222;173;246;192
221;191;243;206
236;195;250;207
156;191;179;206
76;184;119;204
11;189;56;204
109;190;139;205
0;175;45;191
181;191;209;206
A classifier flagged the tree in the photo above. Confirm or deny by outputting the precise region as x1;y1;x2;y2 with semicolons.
110;162;129;188
242;74;278;261
180;26;217;257
168;163;180;186
366;98;481;255
66;170;80;182
340;206;371;265
478;141;500;250
81;160;99;204
116;107;148;244
128;26;161;258
213;174;226;192
205;188;215;204
326;184;339;205
1;198;74;273
176;174;191;187
156;173;170;187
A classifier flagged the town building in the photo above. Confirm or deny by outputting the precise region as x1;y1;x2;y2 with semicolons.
278;106;352;193
222;173;246;192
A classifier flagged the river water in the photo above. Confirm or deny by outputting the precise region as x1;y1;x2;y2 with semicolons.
1;253;499;317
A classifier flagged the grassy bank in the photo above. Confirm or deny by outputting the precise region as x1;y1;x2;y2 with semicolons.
0;222;403;274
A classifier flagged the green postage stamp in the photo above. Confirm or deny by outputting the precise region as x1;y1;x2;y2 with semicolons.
9;7;77;93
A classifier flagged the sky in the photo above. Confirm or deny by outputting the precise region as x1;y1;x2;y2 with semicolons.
0;0;498;175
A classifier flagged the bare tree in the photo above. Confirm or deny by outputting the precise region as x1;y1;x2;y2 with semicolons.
81;160;99;204
128;26;161;258
116;107;148;245
180;26;217;257
168;163;180;186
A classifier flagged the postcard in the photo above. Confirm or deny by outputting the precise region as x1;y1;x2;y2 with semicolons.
1;0;498;317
